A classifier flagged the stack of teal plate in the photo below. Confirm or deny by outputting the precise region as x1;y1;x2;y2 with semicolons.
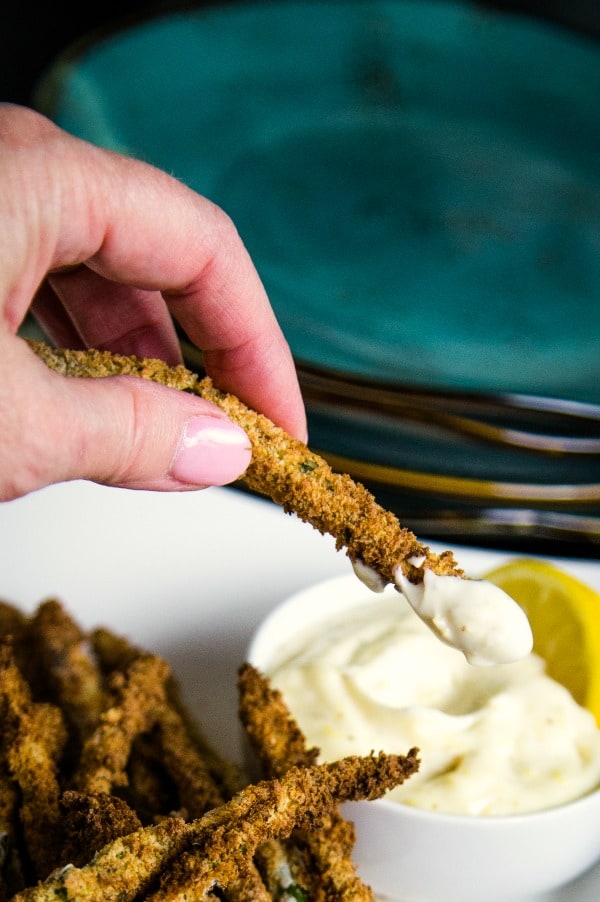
36;0;600;551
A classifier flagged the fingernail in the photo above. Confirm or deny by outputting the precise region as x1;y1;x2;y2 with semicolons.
170;415;251;486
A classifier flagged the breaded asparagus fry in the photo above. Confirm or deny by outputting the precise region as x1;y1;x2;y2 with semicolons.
153;703;224;817
1;631;33;898
231;664;314;899
29;601;105;743
94;624;246;797
27;340;462;586
90;627;270;897
75;654;170;796
0;603;33;692
91;627;151;675
238;663;318;777
238;664;377;901
91;628;234;816
11;817;190;902
153;685;275;898
0;642;67;881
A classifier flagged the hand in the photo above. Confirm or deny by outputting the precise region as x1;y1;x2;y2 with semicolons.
0;104;307;501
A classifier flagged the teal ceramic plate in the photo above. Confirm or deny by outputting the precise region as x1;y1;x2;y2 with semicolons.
36;1;600;547
37;0;600;403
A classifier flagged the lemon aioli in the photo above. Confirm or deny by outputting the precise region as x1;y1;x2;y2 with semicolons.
267;590;600;816
353;559;533;666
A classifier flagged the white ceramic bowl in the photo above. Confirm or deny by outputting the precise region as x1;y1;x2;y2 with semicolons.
247;572;600;902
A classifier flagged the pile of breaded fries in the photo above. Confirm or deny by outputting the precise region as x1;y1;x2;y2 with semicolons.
0;597;418;901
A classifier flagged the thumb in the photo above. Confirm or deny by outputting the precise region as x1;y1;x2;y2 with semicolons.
0;339;252;501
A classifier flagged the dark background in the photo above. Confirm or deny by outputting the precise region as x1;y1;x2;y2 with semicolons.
2;1;600;110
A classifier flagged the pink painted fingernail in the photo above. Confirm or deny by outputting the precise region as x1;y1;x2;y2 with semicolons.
170;415;251;486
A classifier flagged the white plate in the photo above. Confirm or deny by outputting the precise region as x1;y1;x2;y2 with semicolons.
0;479;598;900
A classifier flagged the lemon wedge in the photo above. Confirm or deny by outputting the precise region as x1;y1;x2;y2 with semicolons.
484;558;600;725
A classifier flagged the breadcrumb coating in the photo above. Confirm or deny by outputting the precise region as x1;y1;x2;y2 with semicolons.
27;340;462;585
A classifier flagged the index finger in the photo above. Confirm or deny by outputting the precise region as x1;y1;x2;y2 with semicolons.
1;105;307;440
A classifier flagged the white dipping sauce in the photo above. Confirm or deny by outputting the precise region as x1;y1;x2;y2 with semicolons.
268;591;600;816
353;559;533;665
394;568;534;666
